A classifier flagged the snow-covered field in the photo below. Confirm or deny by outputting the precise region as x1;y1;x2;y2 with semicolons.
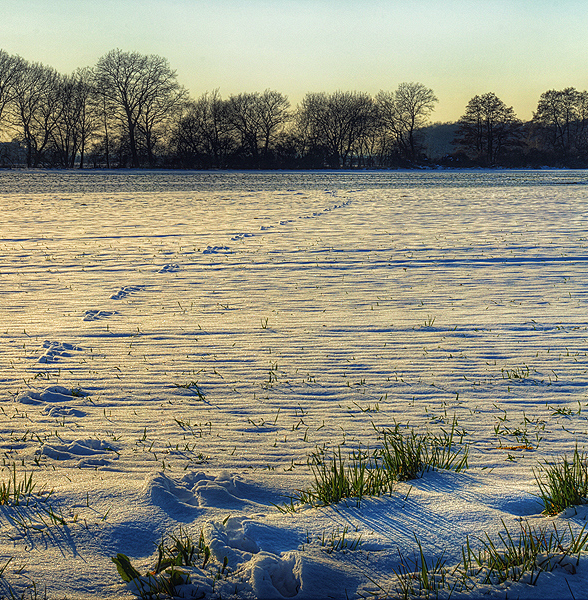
2;169;588;599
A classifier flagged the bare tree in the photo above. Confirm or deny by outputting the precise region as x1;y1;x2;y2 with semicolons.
0;50;25;130
136;62;188;167
93;49;184;167
532;88;588;163
173;90;236;168
226;90;289;165
454;92;522;165
50;68;97;168
295;90;376;167
376;82;438;163
225;92;259;161
255;90;290;157
72;68;99;169
91;84;116;168
10;61;63;167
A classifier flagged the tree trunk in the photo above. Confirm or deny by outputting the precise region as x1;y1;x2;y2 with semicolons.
128;119;139;168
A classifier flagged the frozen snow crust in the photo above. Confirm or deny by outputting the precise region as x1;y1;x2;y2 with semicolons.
2;169;588;598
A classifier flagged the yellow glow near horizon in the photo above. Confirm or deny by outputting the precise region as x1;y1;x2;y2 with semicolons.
1;0;588;123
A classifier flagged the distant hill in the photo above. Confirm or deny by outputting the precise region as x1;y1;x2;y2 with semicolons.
420;122;459;161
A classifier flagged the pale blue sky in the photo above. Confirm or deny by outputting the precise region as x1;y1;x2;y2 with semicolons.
1;0;587;122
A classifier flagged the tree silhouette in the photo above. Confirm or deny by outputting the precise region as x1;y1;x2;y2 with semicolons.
94;49;185;167
376;82;438;163
454;92;522;165
531;88;588;164
0;51;25;129
296;91;376;168
226;90;289;166
10;61;63;167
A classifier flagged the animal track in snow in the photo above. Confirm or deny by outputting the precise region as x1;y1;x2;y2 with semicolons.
83;309;118;321
189;470;283;510
110;285;146;299
17;385;89;405
41;404;87;418
37;340;81;363
204;519;300;598
142;470;284;515
231;233;254;241
157;263;180;273
37;438;118;466
203;245;231;254
142;471;201;516
126;507;301;599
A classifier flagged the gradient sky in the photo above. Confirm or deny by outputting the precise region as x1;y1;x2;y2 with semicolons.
1;0;587;123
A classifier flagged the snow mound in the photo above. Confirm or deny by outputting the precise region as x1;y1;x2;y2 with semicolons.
126;517;302;599
122;513;374;599
191;470;281;509
142;471;202;516
202;518;260;570
241;550;300;598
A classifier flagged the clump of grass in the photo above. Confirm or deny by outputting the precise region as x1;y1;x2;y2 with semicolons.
466;520;564;585
290;418;468;508
0;464;78;536
298;446;356;505
322;525;362;553
173;381;206;401
301;525;363;553
388;537;459;599
422;315;436;327
377;427;427;482
154;527;211;573
371;521;588;599
296;444;389;507
113;526;229;599
378;418;468;481
0;464;50;506
534;444;588;515
501;365;531;380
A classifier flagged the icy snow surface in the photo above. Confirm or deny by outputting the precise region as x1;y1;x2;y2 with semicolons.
1;169;588;598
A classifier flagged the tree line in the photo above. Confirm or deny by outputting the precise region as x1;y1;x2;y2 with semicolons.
0;48;586;169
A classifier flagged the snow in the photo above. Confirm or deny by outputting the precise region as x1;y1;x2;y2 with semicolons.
1;169;588;598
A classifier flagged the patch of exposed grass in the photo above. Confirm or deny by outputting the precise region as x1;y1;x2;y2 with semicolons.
534;444;588;515
501;365;531;380
422;314;436;327
296;444;388;507
173;381;206;401
289;418;469;508
367;521;588;599
0;464;78;535
0;464;50;507
302;525;363;553
112;526;232;599
378;417;469;481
